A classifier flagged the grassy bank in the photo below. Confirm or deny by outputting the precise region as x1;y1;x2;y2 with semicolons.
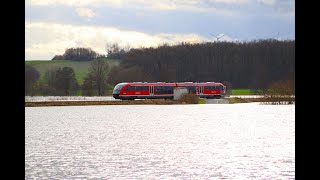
228;97;295;104
231;89;262;95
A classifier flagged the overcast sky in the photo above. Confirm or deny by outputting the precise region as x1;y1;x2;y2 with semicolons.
25;0;295;60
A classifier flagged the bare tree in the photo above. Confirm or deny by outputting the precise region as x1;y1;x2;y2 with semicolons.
25;64;40;96
82;74;95;96
106;43;127;59
87;59;109;96
55;67;79;95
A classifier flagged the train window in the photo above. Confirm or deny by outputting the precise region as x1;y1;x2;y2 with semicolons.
113;83;126;94
168;86;174;94
204;86;224;90
181;86;197;93
136;86;149;91
124;86;136;91
204;86;215;90
155;86;174;94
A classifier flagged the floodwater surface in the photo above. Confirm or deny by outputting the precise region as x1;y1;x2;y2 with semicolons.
25;104;295;179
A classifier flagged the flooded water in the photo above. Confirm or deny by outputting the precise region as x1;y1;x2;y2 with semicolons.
25;104;295;179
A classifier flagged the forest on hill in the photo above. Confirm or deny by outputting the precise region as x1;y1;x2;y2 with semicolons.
109;39;294;89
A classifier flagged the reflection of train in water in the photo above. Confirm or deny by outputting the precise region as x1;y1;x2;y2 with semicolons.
113;82;226;100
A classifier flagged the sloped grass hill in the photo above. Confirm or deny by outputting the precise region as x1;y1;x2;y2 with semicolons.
25;59;120;84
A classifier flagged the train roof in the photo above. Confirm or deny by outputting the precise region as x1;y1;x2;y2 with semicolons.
117;82;225;86
177;82;224;86
123;82;176;85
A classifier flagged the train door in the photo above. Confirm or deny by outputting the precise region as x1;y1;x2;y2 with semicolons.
149;86;154;97
199;86;203;95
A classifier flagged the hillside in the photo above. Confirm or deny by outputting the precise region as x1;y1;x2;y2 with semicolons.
25;59;120;84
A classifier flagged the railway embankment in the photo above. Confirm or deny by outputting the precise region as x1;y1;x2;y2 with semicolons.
25;95;295;107
25;99;181;107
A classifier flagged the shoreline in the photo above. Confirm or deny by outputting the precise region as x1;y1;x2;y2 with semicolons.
25;99;182;107
25;97;295;107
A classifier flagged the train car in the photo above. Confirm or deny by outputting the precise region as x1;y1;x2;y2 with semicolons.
112;82;226;100
176;82;226;99
112;82;176;100
196;82;226;99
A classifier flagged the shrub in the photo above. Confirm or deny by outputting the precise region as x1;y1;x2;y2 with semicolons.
265;79;295;105
177;93;199;104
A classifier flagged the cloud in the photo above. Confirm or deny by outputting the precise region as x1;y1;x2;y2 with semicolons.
28;0;295;19
257;0;276;6
257;0;295;16
75;7;96;18
209;0;249;4
28;0;294;18
29;0;294;16
151;2;177;10
30;0;249;11
25;22;212;60
25;0;294;60
30;0;103;7
30;0;249;7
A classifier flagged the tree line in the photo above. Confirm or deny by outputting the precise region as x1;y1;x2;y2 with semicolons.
107;39;294;89
52;44;129;61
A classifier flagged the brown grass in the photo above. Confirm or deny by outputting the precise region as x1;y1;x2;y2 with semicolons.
228;97;295;104
177;93;200;104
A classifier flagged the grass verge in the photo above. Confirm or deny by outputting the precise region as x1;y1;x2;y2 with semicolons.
198;99;206;104
228;97;295;104
231;89;263;95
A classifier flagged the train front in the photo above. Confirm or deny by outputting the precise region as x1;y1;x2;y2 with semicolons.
112;83;127;99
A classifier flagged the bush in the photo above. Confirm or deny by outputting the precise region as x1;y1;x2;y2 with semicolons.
177;93;199;104
264;79;295;105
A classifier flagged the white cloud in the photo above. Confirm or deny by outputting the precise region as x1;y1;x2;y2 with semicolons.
75;7;96;18
152;2;177;10
25;22;212;60
30;0;104;7
209;0;249;4
135;12;144;17
30;0;249;11
27;0;256;17
30;0;250;6
257;0;276;6
256;0;294;16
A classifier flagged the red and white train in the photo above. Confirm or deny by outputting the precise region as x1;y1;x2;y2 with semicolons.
112;82;226;100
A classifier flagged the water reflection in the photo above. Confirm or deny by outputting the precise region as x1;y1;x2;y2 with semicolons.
25;104;295;179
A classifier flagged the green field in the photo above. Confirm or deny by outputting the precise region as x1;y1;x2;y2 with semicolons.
25;59;120;84
231;89;261;95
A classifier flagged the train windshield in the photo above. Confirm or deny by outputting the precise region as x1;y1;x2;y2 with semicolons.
113;83;126;94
